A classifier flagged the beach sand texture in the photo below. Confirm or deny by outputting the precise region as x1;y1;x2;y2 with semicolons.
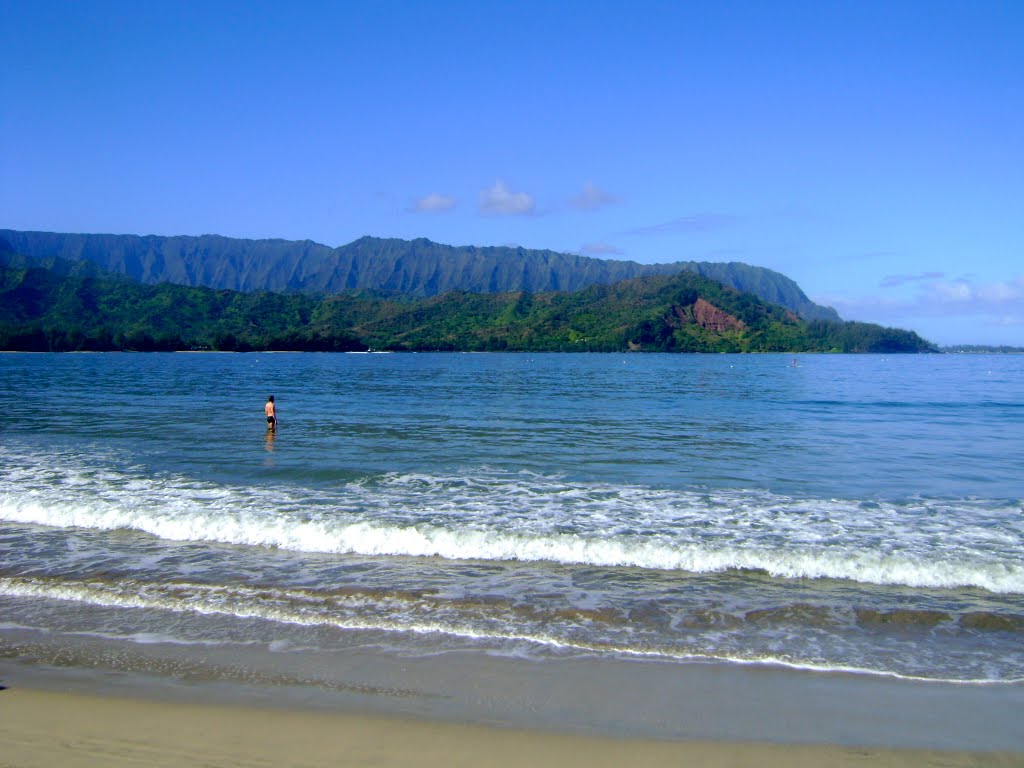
1;688;1018;768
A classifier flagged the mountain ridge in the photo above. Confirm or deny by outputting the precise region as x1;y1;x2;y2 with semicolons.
0;245;934;354
0;229;840;322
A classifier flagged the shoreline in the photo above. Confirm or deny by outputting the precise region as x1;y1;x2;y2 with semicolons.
1;685;1019;768
4;630;1024;754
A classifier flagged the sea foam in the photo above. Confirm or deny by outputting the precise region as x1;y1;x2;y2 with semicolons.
1;449;1021;593
1;575;1018;686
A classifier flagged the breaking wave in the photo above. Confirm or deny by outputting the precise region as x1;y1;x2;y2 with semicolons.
2;448;1021;594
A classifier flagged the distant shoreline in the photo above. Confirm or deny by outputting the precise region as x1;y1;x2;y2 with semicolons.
941;346;1024;354
2;348;1018;355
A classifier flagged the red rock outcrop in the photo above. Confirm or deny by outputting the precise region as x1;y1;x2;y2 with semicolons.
692;298;745;332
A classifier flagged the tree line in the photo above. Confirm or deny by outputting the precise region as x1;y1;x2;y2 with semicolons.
0;257;937;354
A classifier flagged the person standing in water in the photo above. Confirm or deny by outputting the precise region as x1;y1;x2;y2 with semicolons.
265;395;277;431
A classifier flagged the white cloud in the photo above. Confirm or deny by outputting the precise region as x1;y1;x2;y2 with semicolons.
814;272;1024;345
918;275;1024;311
819;275;1024;328
478;181;535;216
977;277;1024;303
879;272;945;288
569;182;618;211
409;192;456;213
580;242;625;256
619;213;740;237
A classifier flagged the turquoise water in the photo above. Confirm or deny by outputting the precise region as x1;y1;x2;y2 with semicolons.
1;352;1022;685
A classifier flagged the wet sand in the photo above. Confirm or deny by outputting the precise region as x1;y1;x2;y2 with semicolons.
3;627;1024;758
1;686;1019;768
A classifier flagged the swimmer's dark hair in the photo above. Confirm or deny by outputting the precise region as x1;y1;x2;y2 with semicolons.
268;395;274;402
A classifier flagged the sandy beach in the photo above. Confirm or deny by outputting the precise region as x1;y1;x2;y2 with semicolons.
1;686;1019;768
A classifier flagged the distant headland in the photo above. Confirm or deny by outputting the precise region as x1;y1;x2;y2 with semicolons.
1;229;936;353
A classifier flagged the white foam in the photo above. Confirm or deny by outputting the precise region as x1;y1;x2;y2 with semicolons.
1;451;1021;593
1;576;1018;686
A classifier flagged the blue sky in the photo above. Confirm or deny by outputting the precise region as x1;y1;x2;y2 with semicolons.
2;0;1021;345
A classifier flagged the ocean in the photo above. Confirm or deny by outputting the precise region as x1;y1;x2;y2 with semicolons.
1;352;1022;744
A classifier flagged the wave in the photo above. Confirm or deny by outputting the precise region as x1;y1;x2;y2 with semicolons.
1;450;1022;593
1;576;1019;686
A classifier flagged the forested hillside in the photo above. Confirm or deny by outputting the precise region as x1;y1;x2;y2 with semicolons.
0;230;840;321
0;249;934;354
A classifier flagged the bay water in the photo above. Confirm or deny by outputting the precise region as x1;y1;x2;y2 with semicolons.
1;352;1022;722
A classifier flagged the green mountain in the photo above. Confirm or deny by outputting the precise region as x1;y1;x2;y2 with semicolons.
0;247;934;354
0;230;840;322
